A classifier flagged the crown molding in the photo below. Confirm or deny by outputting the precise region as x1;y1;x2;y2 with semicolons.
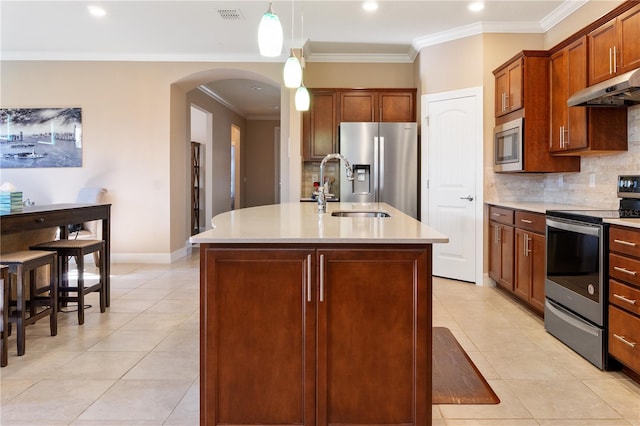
539;0;588;31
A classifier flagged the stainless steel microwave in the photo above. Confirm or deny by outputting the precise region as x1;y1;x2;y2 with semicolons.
494;117;523;172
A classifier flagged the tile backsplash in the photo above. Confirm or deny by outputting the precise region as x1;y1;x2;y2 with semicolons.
301;161;341;199
486;104;640;209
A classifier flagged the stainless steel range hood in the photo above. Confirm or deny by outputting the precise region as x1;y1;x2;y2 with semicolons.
568;68;640;107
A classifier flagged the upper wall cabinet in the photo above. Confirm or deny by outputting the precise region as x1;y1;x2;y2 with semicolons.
494;57;523;117
588;3;640;85
550;37;628;155
493;51;580;172
303;90;338;161
303;88;416;161
339;89;416;123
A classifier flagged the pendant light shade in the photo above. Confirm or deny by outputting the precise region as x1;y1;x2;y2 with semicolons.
283;53;303;88
258;2;283;57
295;85;310;111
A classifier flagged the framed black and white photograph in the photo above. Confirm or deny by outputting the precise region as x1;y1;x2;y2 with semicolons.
0;107;82;168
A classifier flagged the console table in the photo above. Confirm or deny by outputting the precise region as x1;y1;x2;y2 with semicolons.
1;203;111;306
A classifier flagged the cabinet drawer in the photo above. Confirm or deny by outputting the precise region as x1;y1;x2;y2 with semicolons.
610;253;640;286
610;226;640;258
515;211;545;234
489;206;514;225
608;305;640;374
610;279;640;316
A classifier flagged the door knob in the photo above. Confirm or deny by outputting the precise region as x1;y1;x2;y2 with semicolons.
460;195;474;201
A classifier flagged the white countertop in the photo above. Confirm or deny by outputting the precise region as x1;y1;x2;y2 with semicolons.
605;218;640;229
190;202;449;245
486;200;592;214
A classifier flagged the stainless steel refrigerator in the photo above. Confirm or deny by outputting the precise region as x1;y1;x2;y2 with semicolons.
339;122;418;219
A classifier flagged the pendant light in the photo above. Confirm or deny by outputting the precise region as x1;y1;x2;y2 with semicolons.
283;0;302;88
284;52;303;88
258;2;283;57
294;9;309;111
295;84;310;111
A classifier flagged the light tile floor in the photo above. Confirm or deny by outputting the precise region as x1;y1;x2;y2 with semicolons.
1;249;639;425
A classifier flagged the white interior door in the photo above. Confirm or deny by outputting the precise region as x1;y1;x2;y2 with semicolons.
421;87;483;284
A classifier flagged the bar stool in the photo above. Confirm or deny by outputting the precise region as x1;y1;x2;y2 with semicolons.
0;251;58;356
1;265;9;367
30;239;106;325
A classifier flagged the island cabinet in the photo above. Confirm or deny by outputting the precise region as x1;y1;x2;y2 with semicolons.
200;244;431;426
550;36;628;155
608;225;640;377
488;206;515;291
513;211;546;314
588;3;640;85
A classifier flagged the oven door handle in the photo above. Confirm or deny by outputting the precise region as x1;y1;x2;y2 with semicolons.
546;218;601;237
545;299;600;337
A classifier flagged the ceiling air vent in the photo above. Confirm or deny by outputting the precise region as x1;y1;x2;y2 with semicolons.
217;9;244;20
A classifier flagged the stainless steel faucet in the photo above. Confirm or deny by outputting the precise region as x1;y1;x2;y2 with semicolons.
318;153;355;213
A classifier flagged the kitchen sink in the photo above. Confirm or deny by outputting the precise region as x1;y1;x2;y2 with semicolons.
330;210;391;218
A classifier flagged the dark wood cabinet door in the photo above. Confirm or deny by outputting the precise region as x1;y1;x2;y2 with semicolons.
501;225;515;290
565;37;588;151
378;91;415;122
200;248;315;426
494;67;509;116
316;248;430;426
617;4;640;75
514;229;531;302
529;232;546;314
549;49;567;152
339;91;376;122
507;58;523;112
304;90;338;160
588;19;618;85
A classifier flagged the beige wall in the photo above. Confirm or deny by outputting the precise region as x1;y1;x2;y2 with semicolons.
304;62;415;88
187;88;247;217
1;61;283;262
245;119;280;207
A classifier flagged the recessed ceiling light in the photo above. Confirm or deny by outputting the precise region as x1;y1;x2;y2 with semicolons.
362;1;378;12
468;2;485;12
88;5;107;17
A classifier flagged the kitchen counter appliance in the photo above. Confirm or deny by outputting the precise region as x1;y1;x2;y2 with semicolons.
339;122;418;219
544;175;640;369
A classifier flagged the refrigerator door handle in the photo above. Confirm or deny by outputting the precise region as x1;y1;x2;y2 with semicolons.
374;136;380;203
378;136;384;203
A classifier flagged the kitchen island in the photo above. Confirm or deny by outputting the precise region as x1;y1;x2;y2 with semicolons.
191;202;448;426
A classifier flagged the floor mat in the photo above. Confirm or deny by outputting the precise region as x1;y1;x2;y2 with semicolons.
432;327;500;404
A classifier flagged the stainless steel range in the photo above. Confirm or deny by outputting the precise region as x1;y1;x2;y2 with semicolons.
544;175;640;370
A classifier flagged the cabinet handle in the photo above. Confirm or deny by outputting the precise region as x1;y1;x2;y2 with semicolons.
614;239;637;247
559;126;564;148
614;266;637;277
563;127;569;147
524;233;531;257
319;254;325;302
520;219;533;224
306;254;312;303
492;213;503;217
505;93;509;110
613;46;617;73
609;47;613;75
613;293;637;305
613;333;637;349
496;226;501;243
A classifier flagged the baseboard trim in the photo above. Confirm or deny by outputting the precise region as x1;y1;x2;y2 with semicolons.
111;246;188;264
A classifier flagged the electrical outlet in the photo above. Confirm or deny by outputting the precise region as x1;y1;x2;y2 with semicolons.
589;173;596;188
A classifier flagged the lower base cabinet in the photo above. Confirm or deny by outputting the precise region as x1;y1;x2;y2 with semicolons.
200;245;431;426
514;229;546;314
